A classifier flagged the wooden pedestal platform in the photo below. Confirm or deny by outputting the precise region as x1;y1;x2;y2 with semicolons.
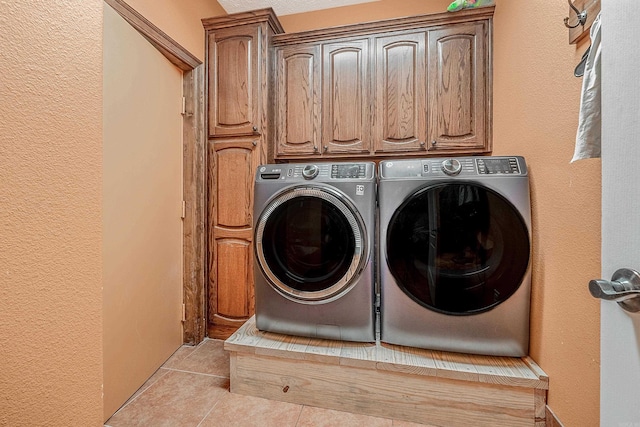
225;317;548;427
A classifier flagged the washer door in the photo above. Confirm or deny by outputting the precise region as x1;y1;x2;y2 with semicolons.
255;185;367;303
386;182;530;315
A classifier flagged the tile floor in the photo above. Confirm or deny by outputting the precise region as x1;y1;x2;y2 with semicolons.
105;339;434;427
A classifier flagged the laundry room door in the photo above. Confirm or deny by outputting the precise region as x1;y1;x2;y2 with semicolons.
103;3;184;421
598;3;640;425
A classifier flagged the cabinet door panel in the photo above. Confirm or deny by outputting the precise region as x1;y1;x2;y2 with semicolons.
275;46;321;157
214;238;251;319
207;137;259;326
427;23;487;152
374;32;427;153
213;144;255;228
322;40;370;154
208;26;259;137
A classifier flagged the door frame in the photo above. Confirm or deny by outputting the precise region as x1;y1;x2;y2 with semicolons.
105;0;207;345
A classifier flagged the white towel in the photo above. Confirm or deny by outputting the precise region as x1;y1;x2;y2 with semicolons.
572;12;601;163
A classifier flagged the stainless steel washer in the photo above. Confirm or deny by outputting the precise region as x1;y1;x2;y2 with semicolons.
253;162;376;342
378;156;531;356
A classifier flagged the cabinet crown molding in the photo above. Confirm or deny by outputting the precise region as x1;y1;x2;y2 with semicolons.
202;8;284;34
272;6;494;46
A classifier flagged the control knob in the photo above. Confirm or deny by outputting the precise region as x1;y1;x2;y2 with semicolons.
441;159;462;176
302;164;319;180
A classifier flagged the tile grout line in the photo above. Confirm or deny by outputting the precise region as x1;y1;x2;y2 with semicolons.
293;405;305;427
195;399;223;427
161;366;230;380
104;340;229;427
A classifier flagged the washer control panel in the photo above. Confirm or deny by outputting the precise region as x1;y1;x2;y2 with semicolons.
331;163;367;179
257;162;374;181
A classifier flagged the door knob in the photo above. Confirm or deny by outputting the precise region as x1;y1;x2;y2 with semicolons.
589;268;640;312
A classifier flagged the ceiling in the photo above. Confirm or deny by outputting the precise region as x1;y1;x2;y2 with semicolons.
217;0;380;16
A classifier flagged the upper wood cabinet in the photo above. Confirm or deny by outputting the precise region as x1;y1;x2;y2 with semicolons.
373;32;427;154
274;39;371;158
274;38;372;159
205;10;284;139
274;44;321;157
207;25;259;137
322;39;371;155
272;6;493;160
427;22;488;153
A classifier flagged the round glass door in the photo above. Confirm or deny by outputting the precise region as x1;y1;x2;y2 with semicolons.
386;182;530;315
255;186;366;303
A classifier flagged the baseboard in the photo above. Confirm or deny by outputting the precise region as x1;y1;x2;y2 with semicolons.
546;405;565;427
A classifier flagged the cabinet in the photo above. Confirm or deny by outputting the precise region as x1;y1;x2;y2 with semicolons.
274;39;371;158
373;32;427;153
274;44;321;156
207;25;260;137
203;10;283;338
427;22;487;153
272;7;493;159
208;137;259;324
322;39;371;155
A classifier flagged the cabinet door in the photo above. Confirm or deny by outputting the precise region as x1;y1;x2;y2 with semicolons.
208;25;259;137
322;40;371;154
374;32;427;153
213;237;252;319
208;137;260;325
427;22;488;152
274;45;321;157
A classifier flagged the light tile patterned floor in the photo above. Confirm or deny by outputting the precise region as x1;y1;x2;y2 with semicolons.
105;339;434;427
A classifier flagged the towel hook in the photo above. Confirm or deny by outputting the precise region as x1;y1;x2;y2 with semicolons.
564;0;588;29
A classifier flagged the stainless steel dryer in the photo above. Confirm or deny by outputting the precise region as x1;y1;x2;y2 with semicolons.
253;162;376;342
378;156;531;356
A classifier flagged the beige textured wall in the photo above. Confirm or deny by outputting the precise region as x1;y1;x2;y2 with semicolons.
103;4;185;420
282;1;601;426
492;3;600;426
0;1;104;426
125;0;227;61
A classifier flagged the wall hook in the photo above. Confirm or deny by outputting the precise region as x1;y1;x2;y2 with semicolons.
564;0;588;29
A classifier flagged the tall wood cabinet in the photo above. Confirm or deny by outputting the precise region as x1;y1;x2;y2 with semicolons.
203;9;283;338
272;7;493;160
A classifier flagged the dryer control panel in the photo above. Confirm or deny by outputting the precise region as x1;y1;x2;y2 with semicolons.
476;157;521;175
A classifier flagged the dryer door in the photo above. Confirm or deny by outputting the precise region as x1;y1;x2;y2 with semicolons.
255;185;367;303
386;182;530;315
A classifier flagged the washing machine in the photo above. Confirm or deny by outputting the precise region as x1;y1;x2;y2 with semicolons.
378;156;531;356
253;162;376;342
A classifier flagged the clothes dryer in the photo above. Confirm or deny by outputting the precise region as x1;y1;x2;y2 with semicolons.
378;156;531;356
253;162;376;342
